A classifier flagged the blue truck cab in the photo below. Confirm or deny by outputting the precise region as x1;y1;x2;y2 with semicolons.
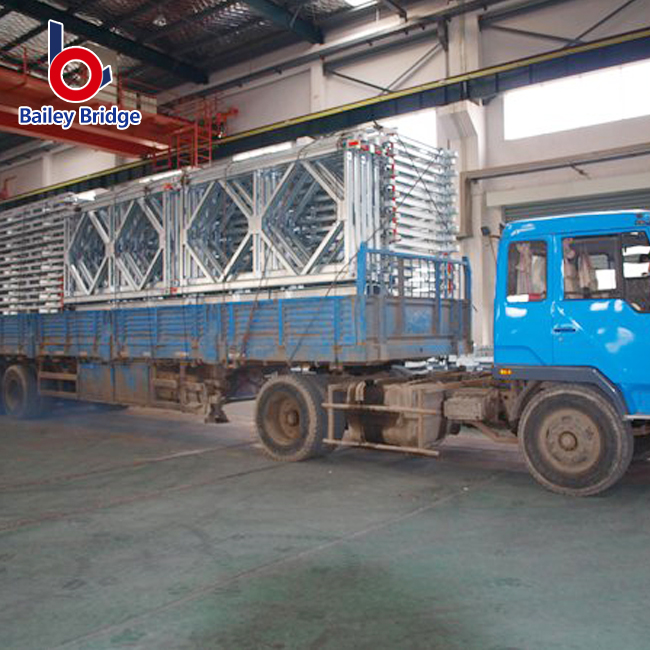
495;210;650;418
492;211;650;495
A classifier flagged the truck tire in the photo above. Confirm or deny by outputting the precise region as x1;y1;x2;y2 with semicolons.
2;365;46;420
518;384;633;496
255;374;329;462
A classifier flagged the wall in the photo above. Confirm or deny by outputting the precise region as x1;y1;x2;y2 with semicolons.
0;145;123;196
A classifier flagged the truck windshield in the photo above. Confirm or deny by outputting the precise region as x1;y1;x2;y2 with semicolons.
563;236;619;300
622;231;650;312
562;231;650;311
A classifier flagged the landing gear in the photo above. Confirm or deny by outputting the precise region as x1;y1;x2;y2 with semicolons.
519;384;633;496
2;365;47;420
255;374;329;462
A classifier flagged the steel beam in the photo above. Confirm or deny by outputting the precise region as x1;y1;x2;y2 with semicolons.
480;0;578;27
382;0;408;20
327;70;391;93
1;0;208;84
1;23;46;52
63;0;181;51
566;0;640;47
485;24;577;46
142;0;241;44
241;0;323;44
0;109;158;157
5;0;104;58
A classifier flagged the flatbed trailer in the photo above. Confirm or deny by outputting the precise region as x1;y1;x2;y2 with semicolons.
0;245;471;419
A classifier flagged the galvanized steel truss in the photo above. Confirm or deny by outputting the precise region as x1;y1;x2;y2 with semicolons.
0;194;75;315
61;129;457;306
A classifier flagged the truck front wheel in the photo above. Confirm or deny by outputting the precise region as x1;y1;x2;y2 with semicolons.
519;384;633;496
255;374;328;462
2;365;45;420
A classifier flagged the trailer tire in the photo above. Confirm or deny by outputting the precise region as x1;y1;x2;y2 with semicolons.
255;374;329;462
519;384;633;496
2;365;46;420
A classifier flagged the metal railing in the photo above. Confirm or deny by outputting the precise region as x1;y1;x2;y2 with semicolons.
360;245;470;301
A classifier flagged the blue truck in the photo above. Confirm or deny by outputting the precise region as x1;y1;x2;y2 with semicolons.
1;211;649;496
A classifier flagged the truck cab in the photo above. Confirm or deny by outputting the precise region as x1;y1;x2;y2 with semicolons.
495;211;650;416
493;211;650;494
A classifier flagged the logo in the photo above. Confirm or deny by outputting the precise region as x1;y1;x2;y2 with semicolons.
48;20;112;103
18;21;142;132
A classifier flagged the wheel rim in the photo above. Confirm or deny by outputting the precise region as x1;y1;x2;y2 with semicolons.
264;390;303;446
537;408;602;475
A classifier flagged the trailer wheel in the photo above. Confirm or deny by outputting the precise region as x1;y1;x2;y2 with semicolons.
519;384;633;496
255;374;328;462
2;365;45;420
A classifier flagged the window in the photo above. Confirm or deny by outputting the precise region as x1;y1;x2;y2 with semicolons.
563;236;620;300
622;231;650;312
504;59;650;140
507;241;547;302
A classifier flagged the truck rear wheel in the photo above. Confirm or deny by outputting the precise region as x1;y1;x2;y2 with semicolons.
2;365;46;420
255;374;328;462
519;384;633;496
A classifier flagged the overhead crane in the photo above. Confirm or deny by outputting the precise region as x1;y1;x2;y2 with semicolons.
0;50;233;160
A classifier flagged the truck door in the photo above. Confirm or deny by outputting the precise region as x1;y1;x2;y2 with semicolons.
495;238;553;365
553;231;650;414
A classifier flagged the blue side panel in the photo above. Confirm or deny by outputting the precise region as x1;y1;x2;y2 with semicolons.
226;300;281;362
0;293;469;365
37;311;110;359
283;297;350;363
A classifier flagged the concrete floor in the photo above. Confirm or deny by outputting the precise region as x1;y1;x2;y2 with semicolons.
2;404;650;650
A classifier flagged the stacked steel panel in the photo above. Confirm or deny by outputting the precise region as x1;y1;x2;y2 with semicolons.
62;129;458;307
0;194;75;315
387;135;457;255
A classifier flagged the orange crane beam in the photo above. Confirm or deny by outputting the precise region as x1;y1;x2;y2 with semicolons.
0;62;195;158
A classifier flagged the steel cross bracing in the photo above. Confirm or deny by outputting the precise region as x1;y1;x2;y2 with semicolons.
59;129;457;307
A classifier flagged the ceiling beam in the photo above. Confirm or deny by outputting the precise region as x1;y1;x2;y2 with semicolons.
1;23;45;52
565;0;640;46
485;24;578;46
242;0;323;44
10;0;111;62
480;0;577;27
382;0;407;20
142;0;241;44
65;0;179;48
0;0;209;84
